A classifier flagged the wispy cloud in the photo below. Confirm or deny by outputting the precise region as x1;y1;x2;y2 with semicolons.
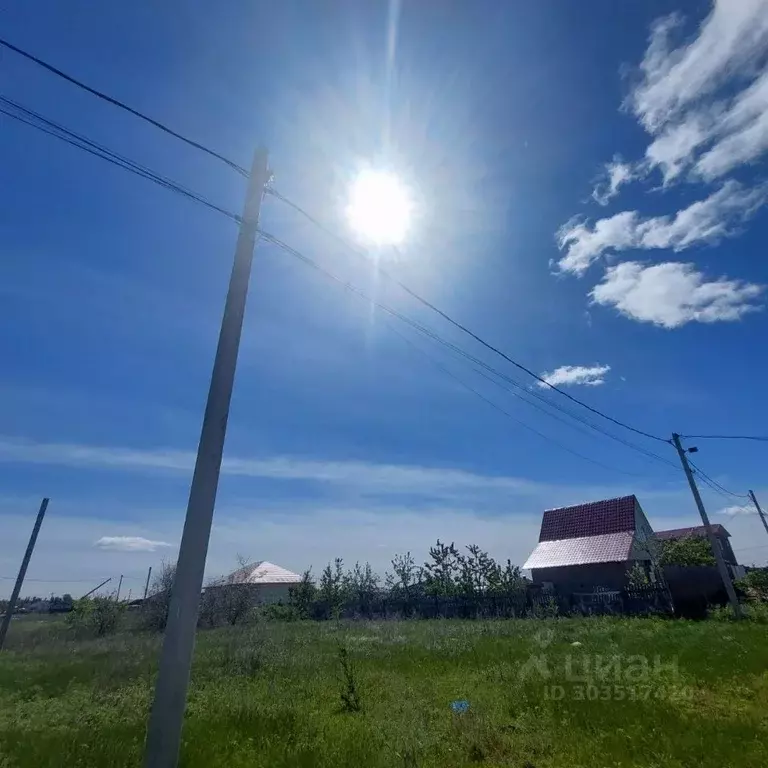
556;1;768;327
94;536;172;552
0;436;542;498
537;364;611;388
717;504;756;517
590;261;764;328
592;157;637;205
556;182;766;276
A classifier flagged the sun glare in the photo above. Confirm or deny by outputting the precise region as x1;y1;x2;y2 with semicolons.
345;169;412;246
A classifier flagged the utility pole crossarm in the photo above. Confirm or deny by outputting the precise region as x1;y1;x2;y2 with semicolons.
671;434;742;619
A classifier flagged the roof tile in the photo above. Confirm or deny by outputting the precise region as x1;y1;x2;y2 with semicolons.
524;531;635;569
539;495;637;541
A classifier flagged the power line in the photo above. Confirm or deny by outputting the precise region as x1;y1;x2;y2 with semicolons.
387;322;648;476
0;37;249;176
257;229;679;472
266;187;669;444
1;97;241;224
682;435;768;443
687;458;749;500
0;100;677;473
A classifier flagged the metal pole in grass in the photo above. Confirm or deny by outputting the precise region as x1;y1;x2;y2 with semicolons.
0;498;49;650
144;147;270;768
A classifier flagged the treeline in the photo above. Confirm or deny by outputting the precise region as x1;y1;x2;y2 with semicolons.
288;541;533;620
0;594;74;615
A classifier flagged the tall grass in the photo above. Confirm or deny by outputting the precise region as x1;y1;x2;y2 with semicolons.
0;616;766;767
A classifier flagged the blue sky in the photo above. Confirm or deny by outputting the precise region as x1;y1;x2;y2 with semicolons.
2;0;768;598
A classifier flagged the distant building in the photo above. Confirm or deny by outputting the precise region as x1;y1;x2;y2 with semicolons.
210;561;301;604
523;495;659;593
654;524;738;565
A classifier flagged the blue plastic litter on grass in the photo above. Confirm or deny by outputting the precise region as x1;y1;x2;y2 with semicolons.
451;699;470;714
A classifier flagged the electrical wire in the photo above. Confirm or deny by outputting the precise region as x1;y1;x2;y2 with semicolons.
266;187;670;444
687;458;749;500
387;322;648;476
257;229;680;472
0;37;249;176
0;101;678;473
682;435;768;443
258;228;679;471
1;97;242;224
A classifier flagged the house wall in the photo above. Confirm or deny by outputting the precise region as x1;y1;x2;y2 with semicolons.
717;535;737;565
256;583;294;604
532;562;630;593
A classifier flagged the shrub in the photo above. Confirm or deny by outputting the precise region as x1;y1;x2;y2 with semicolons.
735;569;768;602
66;597;124;637
337;643;362;712
260;603;299;622
659;536;716;567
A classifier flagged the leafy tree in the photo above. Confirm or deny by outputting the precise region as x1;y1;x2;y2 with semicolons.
385;552;421;602
422;540;461;598
659;536;716;567
289;569;317;618
347;562;379;611
736;569;768;602
319;558;347;616
199;555;257;627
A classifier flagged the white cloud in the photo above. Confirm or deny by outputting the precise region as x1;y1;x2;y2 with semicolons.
592;157;636;205
631;1;768;183
557;182;766;275
630;2;768;132
718;504;755;517
537;364;611;388
94;536;172;552
0;437;543;499
556;211;639;275
590;261;764;328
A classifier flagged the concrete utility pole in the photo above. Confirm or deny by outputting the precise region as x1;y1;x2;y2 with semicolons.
671;434;742;619
0;498;49;651
144;147;270;768
116;574;124;602
143;566;153;601
81;578;111;600
748;490;768;538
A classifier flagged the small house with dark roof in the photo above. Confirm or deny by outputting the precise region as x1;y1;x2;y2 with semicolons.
655;524;737;566
523;495;658;593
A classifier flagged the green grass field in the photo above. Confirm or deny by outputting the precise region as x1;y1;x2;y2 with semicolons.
0;616;766;767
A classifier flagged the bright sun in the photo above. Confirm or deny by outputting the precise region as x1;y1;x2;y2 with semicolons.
345;169;412;246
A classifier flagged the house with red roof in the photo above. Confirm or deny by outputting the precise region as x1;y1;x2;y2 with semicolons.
523;495;660;593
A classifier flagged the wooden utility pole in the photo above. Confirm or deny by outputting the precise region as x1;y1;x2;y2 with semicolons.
748;490;768;538
116;574;124;602
143;566;153;600
144;147;270;768
672;434;742;619
0;498;49;650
